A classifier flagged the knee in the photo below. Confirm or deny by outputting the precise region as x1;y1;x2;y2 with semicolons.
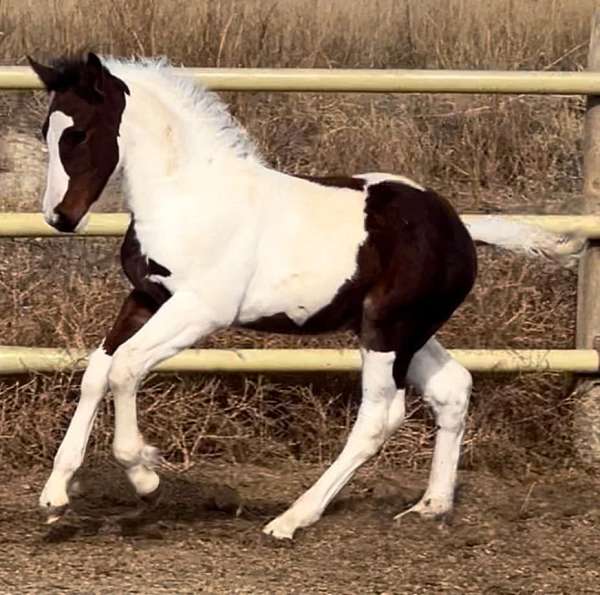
107;346;142;393
80;348;112;396
424;362;472;428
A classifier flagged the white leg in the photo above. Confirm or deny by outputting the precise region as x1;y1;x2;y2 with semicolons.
396;338;472;519
107;291;221;497
39;346;112;520
264;349;403;539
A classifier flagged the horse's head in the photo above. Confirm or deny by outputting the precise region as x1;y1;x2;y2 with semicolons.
29;53;129;232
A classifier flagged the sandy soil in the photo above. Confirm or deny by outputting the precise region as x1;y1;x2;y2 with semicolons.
0;462;598;594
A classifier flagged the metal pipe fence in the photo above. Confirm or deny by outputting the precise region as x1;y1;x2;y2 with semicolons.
0;213;598;238
0;65;594;375
2;66;600;94
0;346;596;375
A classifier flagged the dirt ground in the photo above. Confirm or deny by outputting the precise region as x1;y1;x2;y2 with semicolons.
0;462;598;594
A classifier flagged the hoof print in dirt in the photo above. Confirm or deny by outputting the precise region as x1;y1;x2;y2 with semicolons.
119;519;165;540
207;485;243;517
42;522;79;543
371;481;422;509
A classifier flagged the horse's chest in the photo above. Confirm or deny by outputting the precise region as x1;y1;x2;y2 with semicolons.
121;217;257;310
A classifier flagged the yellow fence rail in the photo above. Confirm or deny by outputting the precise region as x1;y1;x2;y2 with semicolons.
1;213;599;238
3;66;600;94
0;346;597;374
0;65;596;376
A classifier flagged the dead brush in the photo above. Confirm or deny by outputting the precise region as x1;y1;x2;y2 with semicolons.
0;0;593;473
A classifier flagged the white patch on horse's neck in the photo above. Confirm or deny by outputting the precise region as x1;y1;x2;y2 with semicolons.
104;59;263;216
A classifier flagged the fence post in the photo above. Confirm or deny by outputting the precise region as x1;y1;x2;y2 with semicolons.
575;9;600;463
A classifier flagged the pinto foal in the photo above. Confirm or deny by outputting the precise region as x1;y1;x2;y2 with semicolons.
29;54;579;539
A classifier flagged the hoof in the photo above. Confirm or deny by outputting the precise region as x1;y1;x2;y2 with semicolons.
263;521;295;540
140;483;162;507
394;498;452;522
263;505;320;540
44;504;69;525
126;463;161;497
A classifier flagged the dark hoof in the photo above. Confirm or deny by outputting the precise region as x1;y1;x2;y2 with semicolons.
44;504;69;525
140;484;163;507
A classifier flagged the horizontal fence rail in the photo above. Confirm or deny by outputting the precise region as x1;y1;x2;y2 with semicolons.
3;66;600;94
0;65;595;379
0;346;597;375
1;213;600;237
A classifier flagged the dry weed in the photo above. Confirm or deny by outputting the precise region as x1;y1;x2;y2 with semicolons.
0;0;592;472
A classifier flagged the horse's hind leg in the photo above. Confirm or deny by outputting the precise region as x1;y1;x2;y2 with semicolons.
396;337;472;520
39;290;157;522
263;315;411;540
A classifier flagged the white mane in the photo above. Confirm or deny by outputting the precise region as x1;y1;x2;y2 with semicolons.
105;57;263;164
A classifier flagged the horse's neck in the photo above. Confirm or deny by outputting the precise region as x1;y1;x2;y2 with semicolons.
116;82;173;213
116;72;258;219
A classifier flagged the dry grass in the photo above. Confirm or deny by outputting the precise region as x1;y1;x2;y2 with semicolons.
0;0;594;472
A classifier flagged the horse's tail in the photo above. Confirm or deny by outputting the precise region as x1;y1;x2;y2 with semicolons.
464;216;585;269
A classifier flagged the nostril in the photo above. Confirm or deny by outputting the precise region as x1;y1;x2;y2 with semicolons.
44;211;58;225
53;211;77;233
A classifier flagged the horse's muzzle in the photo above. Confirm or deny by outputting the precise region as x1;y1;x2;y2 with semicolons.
52;211;79;233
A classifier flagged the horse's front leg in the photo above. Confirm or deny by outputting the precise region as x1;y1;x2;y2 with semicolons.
106;290;221;501
39;290;157;522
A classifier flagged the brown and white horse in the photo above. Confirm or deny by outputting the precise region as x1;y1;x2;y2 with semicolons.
29;54;581;539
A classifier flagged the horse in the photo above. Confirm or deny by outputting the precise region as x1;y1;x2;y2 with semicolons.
28;53;582;540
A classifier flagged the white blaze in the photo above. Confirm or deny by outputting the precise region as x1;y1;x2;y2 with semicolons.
43;110;73;225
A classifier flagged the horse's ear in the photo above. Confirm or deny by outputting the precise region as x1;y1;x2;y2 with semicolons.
115;76;130;96
82;52;105;99
27;56;60;91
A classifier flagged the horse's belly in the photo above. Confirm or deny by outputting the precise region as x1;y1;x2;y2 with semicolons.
237;229;366;330
238;273;365;334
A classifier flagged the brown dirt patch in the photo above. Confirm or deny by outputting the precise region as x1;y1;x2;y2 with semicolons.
1;463;598;594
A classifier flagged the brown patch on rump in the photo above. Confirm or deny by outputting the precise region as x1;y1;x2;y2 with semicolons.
360;182;477;385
